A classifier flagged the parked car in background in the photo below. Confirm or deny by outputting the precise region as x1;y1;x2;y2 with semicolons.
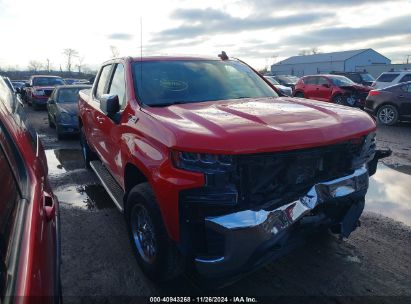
293;74;372;107
372;71;411;89
47;85;91;139
11;81;25;93
365;81;411;125
264;76;293;96
271;75;299;89
330;71;375;86
0;76;60;301
79;55;386;284
26;75;66;110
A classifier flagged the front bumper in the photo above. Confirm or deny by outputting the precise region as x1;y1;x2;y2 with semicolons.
56;122;79;134
195;166;369;277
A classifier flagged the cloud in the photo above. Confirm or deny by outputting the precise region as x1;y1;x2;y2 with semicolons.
283;14;411;46
151;8;334;42
107;33;134;40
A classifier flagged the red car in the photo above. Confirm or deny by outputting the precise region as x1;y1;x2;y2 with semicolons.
293;74;372;107
26;75;65;110
0;77;60;301
79;56;386;284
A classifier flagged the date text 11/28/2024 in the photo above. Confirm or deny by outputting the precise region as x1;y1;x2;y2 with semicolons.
149;297;258;303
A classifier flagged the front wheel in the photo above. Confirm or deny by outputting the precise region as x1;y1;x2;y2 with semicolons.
377;104;398;126
332;94;348;106
126;183;183;281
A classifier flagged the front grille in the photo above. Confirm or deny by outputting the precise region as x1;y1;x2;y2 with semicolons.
44;89;53;97
236;142;362;209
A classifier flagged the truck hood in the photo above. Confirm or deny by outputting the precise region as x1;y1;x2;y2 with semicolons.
143;97;376;154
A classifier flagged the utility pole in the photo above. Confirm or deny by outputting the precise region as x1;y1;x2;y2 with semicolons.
406;55;411;64
46;58;50;72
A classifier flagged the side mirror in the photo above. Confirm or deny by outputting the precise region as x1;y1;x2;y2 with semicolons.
25;83;31;87
48;98;55;104
15;87;21;93
322;83;330;88
100;94;120;116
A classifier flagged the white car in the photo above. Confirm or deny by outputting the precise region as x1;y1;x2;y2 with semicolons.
264;76;293;96
373;71;411;89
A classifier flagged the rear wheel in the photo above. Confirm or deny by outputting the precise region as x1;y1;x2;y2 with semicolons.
294;92;304;98
126;183;183;281
377;104;398;126
80;127;97;168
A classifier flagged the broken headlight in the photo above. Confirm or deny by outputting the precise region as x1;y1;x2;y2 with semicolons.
352;132;376;169
171;151;235;173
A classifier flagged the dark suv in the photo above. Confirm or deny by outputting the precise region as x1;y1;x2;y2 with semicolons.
330;71;375;86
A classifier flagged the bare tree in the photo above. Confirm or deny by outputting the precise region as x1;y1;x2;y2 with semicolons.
76;56;85;73
28;60;43;72
63;48;79;72
311;47;320;55
110;45;120;58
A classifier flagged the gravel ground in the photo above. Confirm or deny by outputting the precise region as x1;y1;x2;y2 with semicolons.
24;105;411;302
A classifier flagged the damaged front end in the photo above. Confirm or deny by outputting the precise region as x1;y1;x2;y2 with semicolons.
178;132;390;278
339;85;370;108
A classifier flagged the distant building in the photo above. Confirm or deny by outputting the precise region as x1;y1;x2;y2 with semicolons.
271;49;391;76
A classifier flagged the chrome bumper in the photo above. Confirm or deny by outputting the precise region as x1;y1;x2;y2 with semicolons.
195;166;369;277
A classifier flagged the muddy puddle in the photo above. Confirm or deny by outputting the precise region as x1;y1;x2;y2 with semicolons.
54;184;115;210
367;163;411;226
45;149;85;175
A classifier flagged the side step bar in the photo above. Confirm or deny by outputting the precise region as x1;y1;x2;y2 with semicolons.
90;160;124;212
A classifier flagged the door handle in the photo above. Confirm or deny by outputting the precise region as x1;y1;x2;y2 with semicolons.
398;95;404;98
43;192;55;222
96;116;105;123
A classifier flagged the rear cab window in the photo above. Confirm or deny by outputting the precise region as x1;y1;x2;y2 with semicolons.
376;73;400;82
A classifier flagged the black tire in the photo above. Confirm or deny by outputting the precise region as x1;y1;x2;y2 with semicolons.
126;183;184;282
376;104;399;126
294;92;304;98
332;94;348;106
80;127;97;168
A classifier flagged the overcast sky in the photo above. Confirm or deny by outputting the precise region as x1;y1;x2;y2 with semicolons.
0;0;410;71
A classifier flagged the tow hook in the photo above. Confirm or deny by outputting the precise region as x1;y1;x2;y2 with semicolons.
368;149;392;176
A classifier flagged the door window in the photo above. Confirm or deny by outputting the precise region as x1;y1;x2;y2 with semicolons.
0;146;20;296
304;77;317;85
376;73;399;82
108;64;126;109
399;74;411;83
95;65;112;99
317;77;329;86
401;84;411;92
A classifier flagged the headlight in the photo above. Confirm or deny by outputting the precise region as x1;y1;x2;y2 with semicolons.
60;112;72;123
33;90;45;96
171;151;235;173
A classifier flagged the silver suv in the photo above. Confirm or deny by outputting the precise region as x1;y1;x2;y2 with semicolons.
373;71;411;89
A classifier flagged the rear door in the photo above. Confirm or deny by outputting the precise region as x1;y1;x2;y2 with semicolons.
87;64;113;155
303;77;318;99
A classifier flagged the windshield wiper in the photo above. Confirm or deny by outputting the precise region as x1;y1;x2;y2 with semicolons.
148;101;188;107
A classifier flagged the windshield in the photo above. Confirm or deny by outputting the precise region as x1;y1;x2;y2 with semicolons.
360;73;375;82
132;60;278;106
33;77;65;86
57;88;85;103
264;76;280;85
330;76;355;86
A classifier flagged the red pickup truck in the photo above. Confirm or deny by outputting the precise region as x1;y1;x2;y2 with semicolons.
78;56;387;282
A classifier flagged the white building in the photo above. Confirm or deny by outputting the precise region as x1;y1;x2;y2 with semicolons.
271;49;391;76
